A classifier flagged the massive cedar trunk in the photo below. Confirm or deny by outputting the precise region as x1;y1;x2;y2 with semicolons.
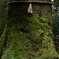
0;0;58;59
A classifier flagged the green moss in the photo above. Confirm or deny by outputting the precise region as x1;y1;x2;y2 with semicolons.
40;17;47;22
0;3;59;59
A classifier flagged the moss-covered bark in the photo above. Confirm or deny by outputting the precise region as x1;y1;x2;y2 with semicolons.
0;1;59;59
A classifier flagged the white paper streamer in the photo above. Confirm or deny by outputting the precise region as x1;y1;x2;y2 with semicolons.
28;3;33;13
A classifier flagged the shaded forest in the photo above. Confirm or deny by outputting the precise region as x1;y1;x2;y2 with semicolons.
0;0;59;59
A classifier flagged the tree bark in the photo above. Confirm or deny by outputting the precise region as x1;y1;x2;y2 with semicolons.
0;0;58;59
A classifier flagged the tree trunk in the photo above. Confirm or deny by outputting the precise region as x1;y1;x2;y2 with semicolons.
0;0;58;59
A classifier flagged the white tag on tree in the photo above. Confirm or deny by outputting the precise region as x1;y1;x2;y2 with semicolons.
28;3;33;13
